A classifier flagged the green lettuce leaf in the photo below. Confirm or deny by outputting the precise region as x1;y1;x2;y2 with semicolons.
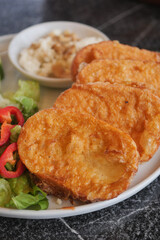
10;125;22;143
0;179;12;207
6;185;48;210
13;80;40;102
1;80;40;121
7;173;31;195
12;80;40;120
5;174;48;210
5;162;15;171
14;96;38;120
31;185;47;197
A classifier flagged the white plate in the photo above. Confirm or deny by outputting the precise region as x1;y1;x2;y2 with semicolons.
0;35;160;219
8;21;109;88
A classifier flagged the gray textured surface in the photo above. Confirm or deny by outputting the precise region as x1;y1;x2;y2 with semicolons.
0;0;160;239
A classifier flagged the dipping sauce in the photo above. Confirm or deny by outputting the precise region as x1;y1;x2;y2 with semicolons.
19;30;103;78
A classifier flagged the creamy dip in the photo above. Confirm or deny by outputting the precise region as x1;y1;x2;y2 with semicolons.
19;30;103;78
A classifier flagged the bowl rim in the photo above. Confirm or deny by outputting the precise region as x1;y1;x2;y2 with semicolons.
8;21;109;84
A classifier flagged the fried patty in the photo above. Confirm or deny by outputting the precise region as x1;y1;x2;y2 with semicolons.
76;59;160;97
72;41;160;81
17;108;138;202
54;83;160;162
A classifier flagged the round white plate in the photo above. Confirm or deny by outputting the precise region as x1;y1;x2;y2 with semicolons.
0;35;160;219
8;21;109;88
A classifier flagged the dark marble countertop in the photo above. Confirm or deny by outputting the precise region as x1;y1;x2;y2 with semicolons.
0;0;160;239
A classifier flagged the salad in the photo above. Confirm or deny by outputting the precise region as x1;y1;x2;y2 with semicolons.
0;58;49;210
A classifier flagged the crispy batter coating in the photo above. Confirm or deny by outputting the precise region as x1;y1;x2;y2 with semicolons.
54;83;160;162
17;108;138;202
71;41;160;81
76;59;160;97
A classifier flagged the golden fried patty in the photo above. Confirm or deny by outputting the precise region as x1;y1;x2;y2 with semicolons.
18;108;138;202
54;83;160;162
76;59;160;97
72;40;160;81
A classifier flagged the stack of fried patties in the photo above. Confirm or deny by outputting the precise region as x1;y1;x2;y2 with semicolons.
54;41;160;199
18;41;160;203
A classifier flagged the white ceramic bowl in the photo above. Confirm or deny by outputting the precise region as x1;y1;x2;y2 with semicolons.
8;21;109;88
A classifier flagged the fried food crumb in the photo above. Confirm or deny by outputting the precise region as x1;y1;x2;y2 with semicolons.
56;198;62;205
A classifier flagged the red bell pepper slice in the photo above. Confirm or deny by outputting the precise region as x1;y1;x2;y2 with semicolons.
0;106;24;126
0;143;25;178
0;121;14;146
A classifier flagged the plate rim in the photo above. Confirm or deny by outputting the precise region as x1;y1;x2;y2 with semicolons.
0;34;160;219
0;166;159;219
